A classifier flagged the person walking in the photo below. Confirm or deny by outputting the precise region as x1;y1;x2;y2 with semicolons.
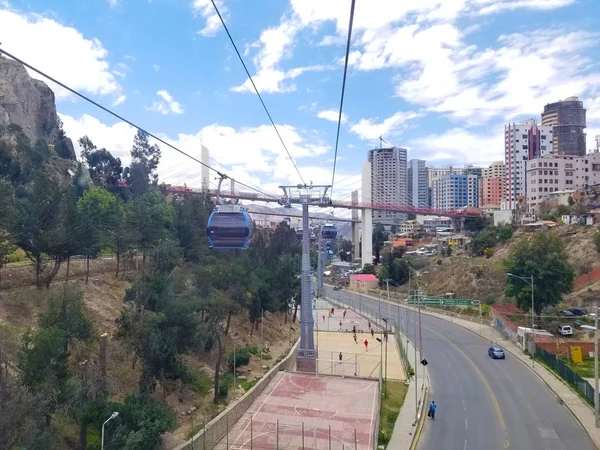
371;328;375;338
339;320;343;331
353;333;358;344
428;401;437;420
364;339;369;352
343;309;347;319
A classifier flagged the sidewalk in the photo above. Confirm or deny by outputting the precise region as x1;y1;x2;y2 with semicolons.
388;331;429;450
324;294;429;450
355;288;600;449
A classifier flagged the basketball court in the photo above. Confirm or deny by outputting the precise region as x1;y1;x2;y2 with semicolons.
216;371;379;450
313;304;380;333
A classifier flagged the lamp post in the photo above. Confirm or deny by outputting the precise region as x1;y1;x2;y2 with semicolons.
101;411;119;450
507;273;535;367
382;318;388;395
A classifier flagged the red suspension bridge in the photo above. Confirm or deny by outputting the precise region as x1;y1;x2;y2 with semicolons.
163;184;483;219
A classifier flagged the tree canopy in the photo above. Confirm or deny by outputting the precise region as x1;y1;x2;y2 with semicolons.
503;232;574;317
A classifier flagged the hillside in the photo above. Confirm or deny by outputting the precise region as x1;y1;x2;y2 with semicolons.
0;260;300;449
418;224;600;306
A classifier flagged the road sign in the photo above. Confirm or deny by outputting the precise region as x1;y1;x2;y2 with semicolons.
407;298;477;306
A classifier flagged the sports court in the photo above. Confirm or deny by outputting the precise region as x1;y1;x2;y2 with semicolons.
312;300;406;381
216;371;379;450
313;302;380;333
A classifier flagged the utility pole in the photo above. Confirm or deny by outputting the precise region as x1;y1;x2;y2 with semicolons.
317;233;324;298
279;185;332;371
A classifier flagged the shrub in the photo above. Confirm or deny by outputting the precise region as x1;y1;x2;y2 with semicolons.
227;348;251;371
484;247;494;259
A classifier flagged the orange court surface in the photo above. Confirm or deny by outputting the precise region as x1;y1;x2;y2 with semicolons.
313;303;406;381
216;371;379;450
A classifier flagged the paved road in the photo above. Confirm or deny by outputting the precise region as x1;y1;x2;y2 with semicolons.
325;286;596;450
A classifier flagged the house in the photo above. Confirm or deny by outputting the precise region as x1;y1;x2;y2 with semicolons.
349;274;379;292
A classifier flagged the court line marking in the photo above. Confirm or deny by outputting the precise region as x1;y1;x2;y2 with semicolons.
286;373;374;396
368;377;377;450
231;372;288;446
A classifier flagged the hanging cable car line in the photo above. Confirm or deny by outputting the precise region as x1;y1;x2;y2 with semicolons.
330;0;357;199
209;0;306;187
0;48;278;202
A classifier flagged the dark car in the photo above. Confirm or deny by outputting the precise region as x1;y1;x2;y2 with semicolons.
488;346;505;359
333;285;342;291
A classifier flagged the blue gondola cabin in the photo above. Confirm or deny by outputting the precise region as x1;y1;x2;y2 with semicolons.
206;204;251;249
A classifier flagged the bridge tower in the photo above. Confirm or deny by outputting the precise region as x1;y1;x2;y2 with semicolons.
201;145;209;192
351;190;360;260
279;184;332;372
361;162;373;267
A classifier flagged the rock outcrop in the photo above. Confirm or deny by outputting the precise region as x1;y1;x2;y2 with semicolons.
0;55;75;159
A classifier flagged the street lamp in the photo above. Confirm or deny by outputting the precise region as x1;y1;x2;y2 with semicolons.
101;411;119;450
382;318;388;395
507;273;535;368
506;273;535;330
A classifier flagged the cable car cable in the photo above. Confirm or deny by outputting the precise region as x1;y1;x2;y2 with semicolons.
330;0;357;199
209;0;307;187
0;48;278;201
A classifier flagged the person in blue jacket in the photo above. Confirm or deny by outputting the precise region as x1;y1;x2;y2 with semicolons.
428;400;437;420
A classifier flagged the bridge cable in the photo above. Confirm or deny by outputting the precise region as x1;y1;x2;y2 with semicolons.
0;48;279;201
330;0;357;199
209;0;307;187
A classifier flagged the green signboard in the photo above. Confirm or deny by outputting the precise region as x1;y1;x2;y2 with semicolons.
407;298;477;306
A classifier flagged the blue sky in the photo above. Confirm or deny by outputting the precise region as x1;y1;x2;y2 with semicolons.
1;0;600;205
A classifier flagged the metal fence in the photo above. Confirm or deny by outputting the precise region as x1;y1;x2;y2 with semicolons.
191;420;362;450
535;347;595;406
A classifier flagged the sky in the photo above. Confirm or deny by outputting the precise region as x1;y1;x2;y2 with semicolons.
2;0;600;208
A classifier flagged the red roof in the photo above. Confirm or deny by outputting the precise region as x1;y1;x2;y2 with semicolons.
351;274;378;282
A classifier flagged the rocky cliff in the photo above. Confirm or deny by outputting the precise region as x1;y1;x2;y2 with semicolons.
0;55;75;158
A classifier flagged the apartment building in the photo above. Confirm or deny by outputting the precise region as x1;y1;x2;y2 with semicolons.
368;147;408;221
526;152;600;213
480;161;506;208
408;159;429;208
541;96;587;156
505;119;553;209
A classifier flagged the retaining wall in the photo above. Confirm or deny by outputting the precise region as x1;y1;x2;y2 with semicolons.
171;340;300;450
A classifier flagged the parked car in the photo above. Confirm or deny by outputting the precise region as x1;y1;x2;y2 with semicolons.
560;310;576;316
333;285;342;291
557;325;574;337
569;308;588;316
488;346;505;359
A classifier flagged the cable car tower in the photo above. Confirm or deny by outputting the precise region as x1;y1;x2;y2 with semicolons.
279;184;332;371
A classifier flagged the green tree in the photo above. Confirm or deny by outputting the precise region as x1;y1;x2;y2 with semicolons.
77;187;118;283
503;233;575;319
594;231;600;255
497;225;513;242
362;263;376;275
372;224;387;265
470;227;498;256
79;136;123;189
110;200;138;277
173;194;213;263
132;188;174;261
12;172;64;287
130;130;161;185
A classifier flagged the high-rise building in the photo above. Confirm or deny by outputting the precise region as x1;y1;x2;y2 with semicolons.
505;119;553;209
480;161;506;208
427;164;462;210
368;147;408;221
432;174;478;209
526;153;600;213
541;97;587;156
408;159;429;208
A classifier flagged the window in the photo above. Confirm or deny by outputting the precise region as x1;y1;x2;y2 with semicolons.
541;135;546;139
543;163;548;167
523;145;528;149
541;145;546;150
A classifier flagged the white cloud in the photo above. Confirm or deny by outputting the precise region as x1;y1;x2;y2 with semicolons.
350;111;423;140
112;95;126;106
192;0;226;37
147;90;184;115
153;64;161;72
408;127;505;167
475;0;575;15
59;113;137;163
317;109;347;124
0;7;121;100
107;0;119;7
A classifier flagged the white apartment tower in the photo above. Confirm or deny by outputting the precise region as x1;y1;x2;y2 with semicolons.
408;159;429;208
505;119;553;209
368;147;408;221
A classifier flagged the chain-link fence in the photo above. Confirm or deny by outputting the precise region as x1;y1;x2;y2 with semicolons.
188;420;362;450
535;346;595;406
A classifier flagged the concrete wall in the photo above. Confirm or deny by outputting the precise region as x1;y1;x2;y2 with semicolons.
171;340;300;450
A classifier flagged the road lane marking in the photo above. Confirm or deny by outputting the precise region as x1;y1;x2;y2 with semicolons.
424;326;507;432
465;417;468;430
409;387;428;450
